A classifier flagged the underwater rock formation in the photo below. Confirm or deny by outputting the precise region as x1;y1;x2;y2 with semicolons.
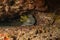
0;0;47;21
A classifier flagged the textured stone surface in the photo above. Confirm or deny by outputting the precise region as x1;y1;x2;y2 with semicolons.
0;0;60;40
34;11;55;26
0;26;60;40
0;0;47;21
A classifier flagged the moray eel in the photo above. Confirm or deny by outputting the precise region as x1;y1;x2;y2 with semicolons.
20;14;35;26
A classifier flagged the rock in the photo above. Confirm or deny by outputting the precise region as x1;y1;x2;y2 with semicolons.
34;12;55;26
0;0;47;20
34;0;48;11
